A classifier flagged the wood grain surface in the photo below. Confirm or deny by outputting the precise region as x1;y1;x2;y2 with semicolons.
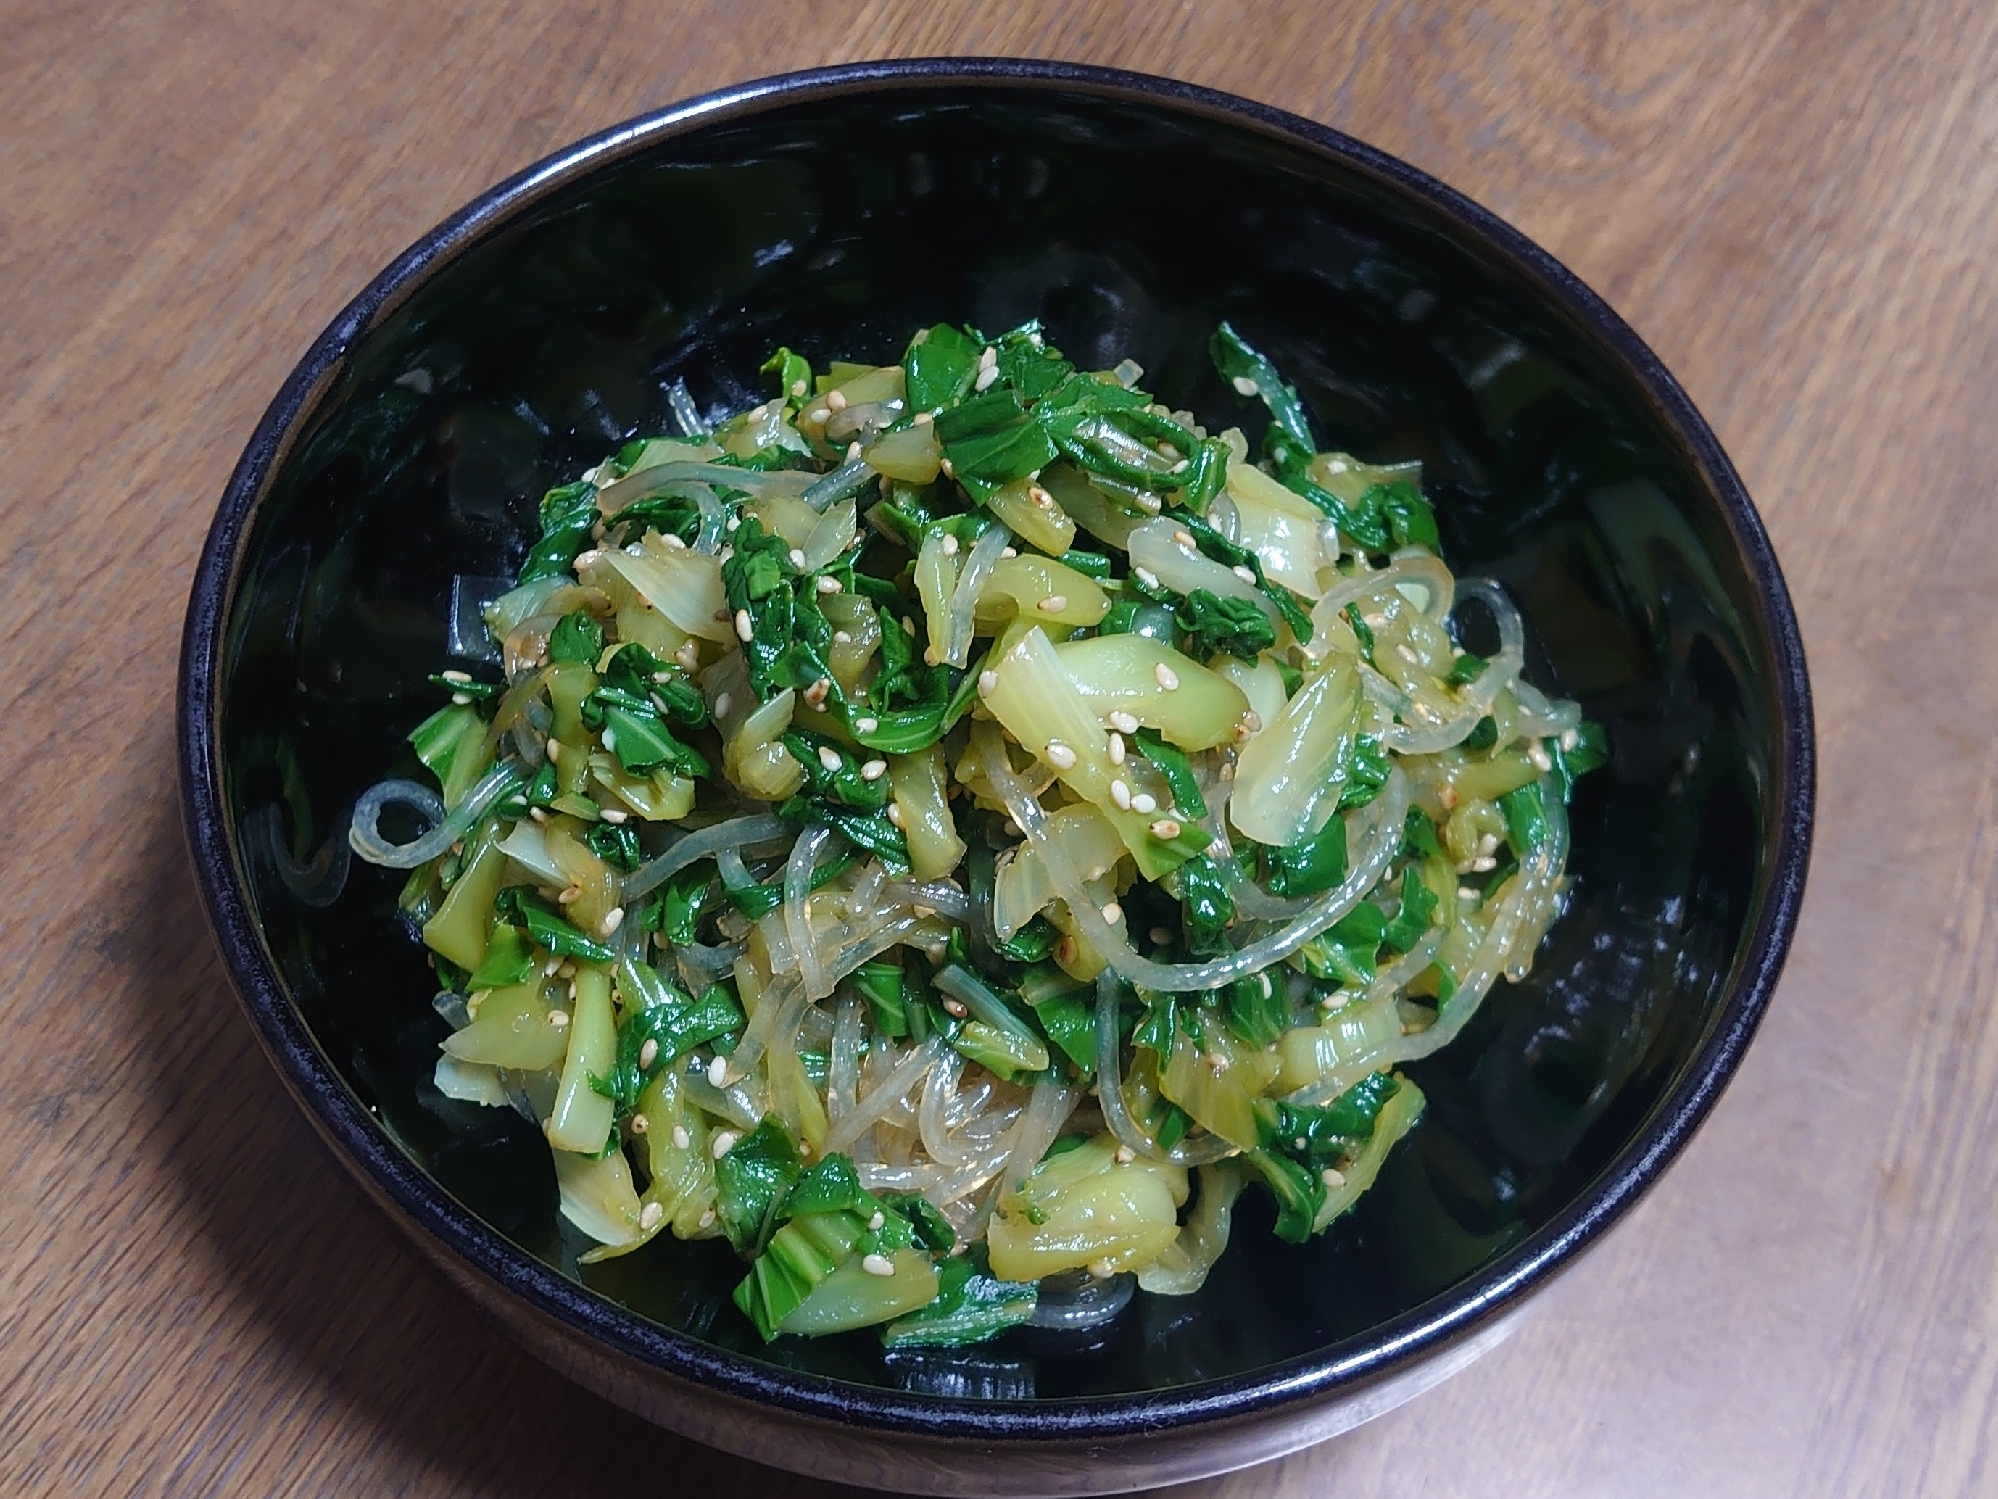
4;1;1994;1494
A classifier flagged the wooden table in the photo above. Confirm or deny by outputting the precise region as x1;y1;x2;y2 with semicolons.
5;2;1992;1493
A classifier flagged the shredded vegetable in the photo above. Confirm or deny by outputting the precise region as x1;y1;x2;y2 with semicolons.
350;319;1606;1350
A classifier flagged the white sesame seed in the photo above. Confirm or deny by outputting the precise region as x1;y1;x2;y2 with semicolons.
548;1010;570;1029
600;906;626;936
601;727;617;753
726;514;741;532
698;1208;717;1228
630;1113;650;1135
901;615;917;635
662;532;689;550
1037;594;1068;613
861;759;888;781
1561;726;1581;751
1397;644;1419;664
600;807;629;824
1108;732;1126;765
1477;833;1499;856
1173;529;1197;550
973;365;999;392
708;1055;729;1086
868;1210;886;1231
1363;612;1387;628
1088;1258;1115;1279
913;410;933;426
1133;567;1160;591
1231;375;1260;397
712;692;733;720
1000;546;1018;559
1232;564;1257;584
637;1037;659;1070
816;574;842;595
1170;458;1190;474
1149;818;1182;840
941;533;960;557
1109;710;1140;734
1130;792;1158;815
1044;740;1078;770
817;745;843;772
640;1201;665;1230
1115;1144;1135;1164
672;1124;692;1150
1529;743;1554;772
941;995;967;1017
978;345;998;369
676;640;701;669
711;1130;739;1159
789;547;808;568
1206;1051;1230;1073
1110;778;1132;810
886;802;905;828
826;388;849;412
1458;886;1479;902
845;441;863;461
790;378;809;398
1100;902;1122;925
440;669;472;684
556;886;580;905
978;670;1000;696
734;608;754;642
545;739;561;762
1321;1167;1347;1189
1154;662;1180;691
861;1252;897;1277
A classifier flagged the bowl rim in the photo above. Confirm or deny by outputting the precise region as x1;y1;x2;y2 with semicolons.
176;55;1815;1442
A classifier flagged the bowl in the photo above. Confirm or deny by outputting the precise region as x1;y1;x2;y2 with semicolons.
177;58;1813;1496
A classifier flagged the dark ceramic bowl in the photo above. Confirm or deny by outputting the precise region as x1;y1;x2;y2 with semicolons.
177;59;1812;1496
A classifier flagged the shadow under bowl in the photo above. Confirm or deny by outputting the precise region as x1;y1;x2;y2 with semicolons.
177;58;1812;1497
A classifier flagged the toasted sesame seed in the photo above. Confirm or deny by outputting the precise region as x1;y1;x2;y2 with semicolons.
788;547;808;568
557;959;577;978
1149;818;1182;840
861;759;888;781
708;1055;729;1086
548;1009;570;1029
600;906;626;936
939;457;955;477
640;1200;665;1230
790;378;809;398
826;388;849;412
1100;902;1123;925
1438;784;1459;809
816;574;842;595
978;670;1000;696
711;1130;739;1159
1232;564;1257;584
1154;662;1181;691
1029;486;1055;510
1037;594;1069;613
1088;1258;1115;1279
672;1124;692;1150
556;886;580;905
1109;709;1140;734
734;608;754;642
1115;1144;1135;1164
1173;528;1197;549
913;409;934;425
861;1252;897;1277
1131;792;1158;815
1110;778;1132;810
1242;710;1263;734
817;745;843;772
1044;740;1078;770
1363;612;1387;628
941;995;967;1017
630;1113;650;1135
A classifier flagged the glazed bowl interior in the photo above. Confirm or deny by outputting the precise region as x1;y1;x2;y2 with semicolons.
199;72;1803;1410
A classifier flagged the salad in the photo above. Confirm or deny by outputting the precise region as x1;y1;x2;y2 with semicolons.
350;320;1604;1347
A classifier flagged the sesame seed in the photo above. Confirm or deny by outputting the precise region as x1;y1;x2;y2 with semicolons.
1242;711;1264;734
790;378;808;398
450;691;472;705
942;995;968;1017
1321;1168;1347;1189
868;1211;886;1231
440;669;472;684
734;609;754;642
1232;564;1257;584
1109;710;1140;734
1154;662;1181;691
631;1113;650;1135
855;715;879;733
1044;740;1078;770
557;959;577;978
978;345;998;369
1470;856;1497;872
978;670;1000;696
1206;1051;1230;1073
1458;886;1479;902
1115;1144;1135;1164
861;1253;897;1277
711;1130;739;1159
1133;567;1160;591
574;548;603;569
1000;546;1018;559
1037;594;1068;613
1560;726;1581;751
1173;529;1197;549
545;739;561;762
600;906;626;936
826;388;849;411
1149;818;1182;840
887;802;905;828
1397;644;1419;664
601;807;629;824
940;458;955;478
861;759;888;781
662;532;688;549
672;1125;692;1150
1170;458;1190;474
941;533;960;557
1110;778;1132;810
1363;612;1387;628
1529;743;1554;772
676;640;701;669
1477;833;1499;856
845;441;863;461
714;691;733;718
1108;732;1126;764
818;745;843;772
789;547;808;568
973;365;999;392
698;1208;717;1229
1088;1258;1115;1279
726;514;741;532
556;886;580;905
913;410;933;425
1029;486;1054;511
1131;792;1158;815
816;574;842;595
548;1009;570;1029
1231;375;1260;397
638;1038;660;1070
1101;902;1123;925
708;1055;729;1086
601;727;617;753
640;1201;665;1230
